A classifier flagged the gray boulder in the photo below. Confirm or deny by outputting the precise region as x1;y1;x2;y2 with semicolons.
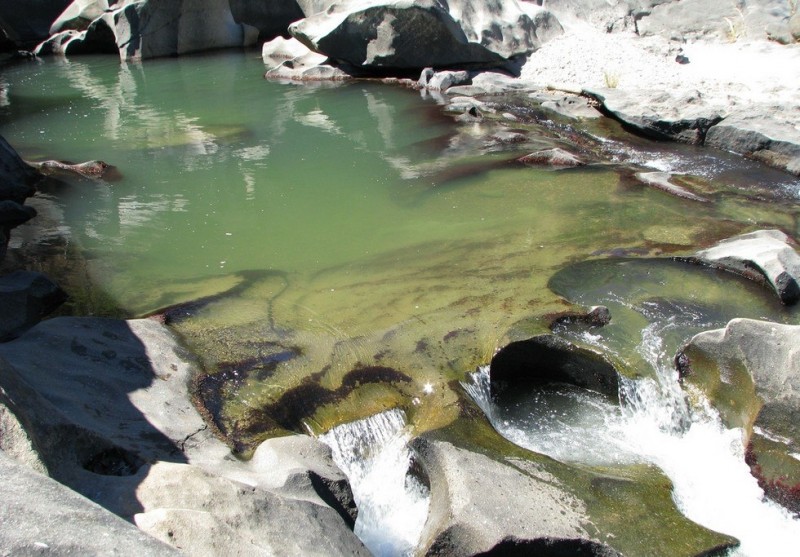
0;449;181;556
688;229;800;305
289;0;563;71
0;271;66;341
705;111;800;176
583;88;725;145
0;316;368;556
411;436;619;555
677;318;800;512
37;0;262;59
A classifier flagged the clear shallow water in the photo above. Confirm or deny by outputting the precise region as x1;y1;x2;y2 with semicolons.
4;52;800;556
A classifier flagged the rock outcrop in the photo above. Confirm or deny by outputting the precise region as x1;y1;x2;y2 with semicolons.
37;0;264;59
584;88;725;145
288;0;562;72
685;229;800;305
411;436;620;556
677;318;800;512
0;316;368;556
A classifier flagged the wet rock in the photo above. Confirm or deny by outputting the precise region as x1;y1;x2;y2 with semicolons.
678;318;800;442
0;316;368;556
28;158;119;180
289;0;563;71
411;436;619;556
518;147;585;168
0;200;36;229
583;88;724;145
490;334;619;400
0;271;66;341
0;135;39;203
634;171;710;203
677;318;800;512
686;229;800;305
549;305;611;330
705;112;800;176
0;450;180;556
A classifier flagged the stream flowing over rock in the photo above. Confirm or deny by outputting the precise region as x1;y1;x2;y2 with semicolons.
677;318;800;513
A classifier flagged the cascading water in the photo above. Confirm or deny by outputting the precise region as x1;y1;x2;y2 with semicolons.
319;409;430;557
465;319;800;556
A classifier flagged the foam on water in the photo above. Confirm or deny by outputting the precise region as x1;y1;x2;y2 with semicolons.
320;409;430;557
465;320;800;556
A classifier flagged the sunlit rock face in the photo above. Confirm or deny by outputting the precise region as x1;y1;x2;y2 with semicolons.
289;0;562;71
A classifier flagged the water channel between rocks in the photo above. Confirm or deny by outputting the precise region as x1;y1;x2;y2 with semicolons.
2;51;800;555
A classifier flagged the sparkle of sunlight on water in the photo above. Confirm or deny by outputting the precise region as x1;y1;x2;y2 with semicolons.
320;408;429;557
464;317;800;557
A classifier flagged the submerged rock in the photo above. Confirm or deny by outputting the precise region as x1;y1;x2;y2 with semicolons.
518;147;585;168
634;171;710;203
685;229;800;305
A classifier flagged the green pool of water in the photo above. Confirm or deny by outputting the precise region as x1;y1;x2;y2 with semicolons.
2;52;799;444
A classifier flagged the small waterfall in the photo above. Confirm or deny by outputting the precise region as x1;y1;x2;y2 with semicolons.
465;322;800;556
319;409;430;557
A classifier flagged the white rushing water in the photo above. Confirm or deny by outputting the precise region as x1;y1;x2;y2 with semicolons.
464;321;800;556
319;408;430;557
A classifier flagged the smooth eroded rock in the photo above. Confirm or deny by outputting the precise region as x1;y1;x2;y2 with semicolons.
688;229;800;305
289;0;562;71
411;436;619;556
490;334;619;400
584;88;725;145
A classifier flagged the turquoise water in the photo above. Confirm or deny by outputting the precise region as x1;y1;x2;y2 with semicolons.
2;52;799;437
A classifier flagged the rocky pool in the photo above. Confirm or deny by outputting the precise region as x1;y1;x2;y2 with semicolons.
2;51;800;556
